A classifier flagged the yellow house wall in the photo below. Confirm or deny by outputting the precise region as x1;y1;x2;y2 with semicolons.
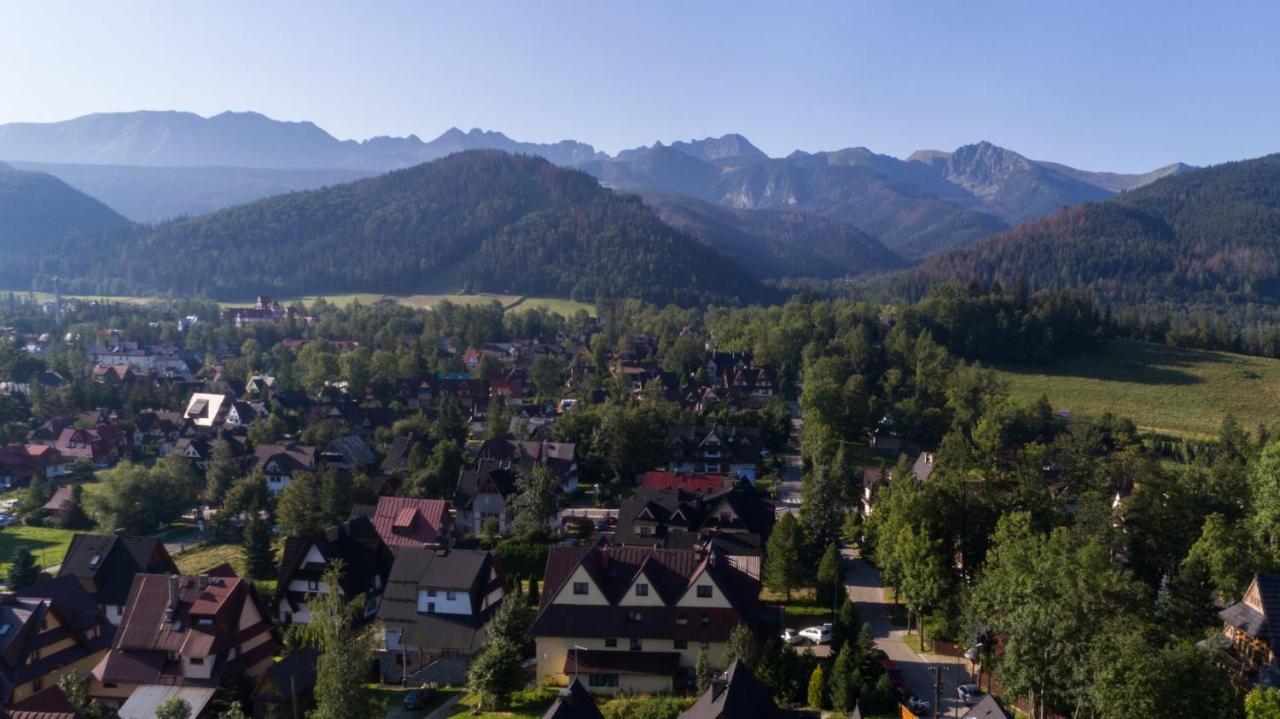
10;648;106;704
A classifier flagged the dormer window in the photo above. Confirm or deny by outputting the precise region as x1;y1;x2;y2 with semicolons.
89;555;101;568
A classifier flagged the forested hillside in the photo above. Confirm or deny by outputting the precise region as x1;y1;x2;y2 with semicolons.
910;155;1280;305
644;193;906;279
17;152;772;306
0;162;132;253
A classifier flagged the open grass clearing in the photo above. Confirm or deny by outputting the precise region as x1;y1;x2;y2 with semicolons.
994;339;1280;439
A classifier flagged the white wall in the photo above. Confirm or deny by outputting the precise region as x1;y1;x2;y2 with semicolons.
416;588;472;615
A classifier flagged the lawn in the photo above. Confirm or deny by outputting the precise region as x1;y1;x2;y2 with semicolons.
994;339;1280;439
0;524;81;575
365;684;461;718
445;688;559;718
172;541;247;576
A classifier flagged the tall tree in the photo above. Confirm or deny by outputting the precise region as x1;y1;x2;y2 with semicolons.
465;639;524;711
277;472;321;538
155;697;191;719
243;515;275;580
310;561;378;719
509;463;560;537
695;646;714;693
764;512;804;601
203;439;240;506
6;548;41;590
816;542;844;610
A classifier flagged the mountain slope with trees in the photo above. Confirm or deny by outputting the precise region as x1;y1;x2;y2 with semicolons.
909;154;1280;305
0;162;132;253
20;151;772;306
643;193;907;279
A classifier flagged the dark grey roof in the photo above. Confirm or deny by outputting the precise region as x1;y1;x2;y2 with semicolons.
680;661;789;719
455;460;519;508
542;679;604;719
275;516;393;617
376;548;501;652
56;534;176;605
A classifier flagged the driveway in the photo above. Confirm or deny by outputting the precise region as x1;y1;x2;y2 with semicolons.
843;548;974;718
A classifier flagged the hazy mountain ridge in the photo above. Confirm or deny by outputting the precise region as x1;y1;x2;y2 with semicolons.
15;152;771;307
0;161;132;254
641;192;907;279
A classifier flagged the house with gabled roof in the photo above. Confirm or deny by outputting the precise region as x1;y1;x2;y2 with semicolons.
613;484;774;578
532;540;768;694
57;535;177;625
1221;573;1280;676
273;515;393;626
92;573;280;714
376;548;503;682
0;445;69;489
0;577;115;706
663;427;764;484
455;460;519;535
251;443;317;496
181;392;233;429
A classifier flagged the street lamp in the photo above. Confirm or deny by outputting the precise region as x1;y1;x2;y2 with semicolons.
571;645;588;684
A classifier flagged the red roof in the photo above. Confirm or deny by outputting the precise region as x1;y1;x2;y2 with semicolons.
369;496;452;548
641;471;731;494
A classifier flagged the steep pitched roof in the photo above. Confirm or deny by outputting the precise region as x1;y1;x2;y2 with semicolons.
455;460;519;508
542;679;604;719
680;661;789;719
275;516;393;615
57;534;177;606
376;548;501;651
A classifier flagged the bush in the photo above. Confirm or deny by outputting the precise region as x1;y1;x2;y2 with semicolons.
494;538;551;579
599;695;695;719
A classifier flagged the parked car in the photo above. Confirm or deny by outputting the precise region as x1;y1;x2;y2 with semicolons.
403;687;436;711
798;625;832;644
780;628;801;644
898;689;931;717
879;657;904;687
958;683;984;705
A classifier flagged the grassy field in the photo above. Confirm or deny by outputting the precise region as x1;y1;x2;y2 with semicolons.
0;524;81;574
446;688;558;718
11;289;596;316
995;339;1280;438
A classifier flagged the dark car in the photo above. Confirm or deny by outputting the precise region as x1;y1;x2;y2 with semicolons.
403;687;436;711
879;657;904;687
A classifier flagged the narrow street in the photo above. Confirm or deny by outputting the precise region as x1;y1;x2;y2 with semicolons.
843;547;972;718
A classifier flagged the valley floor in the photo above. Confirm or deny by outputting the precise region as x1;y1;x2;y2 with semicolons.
995;338;1280;438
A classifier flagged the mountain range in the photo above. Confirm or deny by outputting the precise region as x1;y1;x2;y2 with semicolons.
14;151;772;306
0;112;1188;245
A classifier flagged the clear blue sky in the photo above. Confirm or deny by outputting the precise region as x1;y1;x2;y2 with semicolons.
2;1;1276;172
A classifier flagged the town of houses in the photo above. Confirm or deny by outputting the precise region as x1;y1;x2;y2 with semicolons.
0;293;1260;719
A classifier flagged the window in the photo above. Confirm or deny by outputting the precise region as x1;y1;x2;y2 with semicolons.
190;657;204;665
427;589;437;597
626;610;642;623
700;615;710;626
696;585;713;598
635;583;649;597
446;591;457;601
630;638;642;651
605;638;617;648
427;602;436;613
588;673;619;688
573;582;589;595
307;580;320;591
103;683;117;689
31;677;41;691
701;642;710;650
675;639;688;649
676;615;688;626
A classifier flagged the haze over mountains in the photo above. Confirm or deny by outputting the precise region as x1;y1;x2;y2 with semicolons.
15;109;1273;311
0;111;1187;235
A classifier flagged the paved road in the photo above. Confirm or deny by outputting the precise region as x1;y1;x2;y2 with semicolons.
776;399;805;516
844;547;974;718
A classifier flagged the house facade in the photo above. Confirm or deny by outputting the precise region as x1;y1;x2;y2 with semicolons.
376;548;503;682
274;516;393;626
532;541;765;695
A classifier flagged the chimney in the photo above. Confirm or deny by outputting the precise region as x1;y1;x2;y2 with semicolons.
167;574;181;610
198;574;209;590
